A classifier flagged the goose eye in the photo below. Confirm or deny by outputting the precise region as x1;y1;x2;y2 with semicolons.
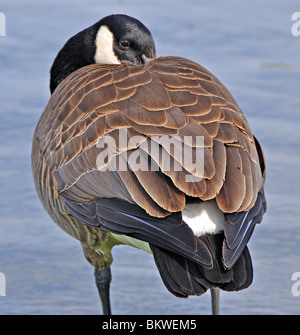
119;39;130;49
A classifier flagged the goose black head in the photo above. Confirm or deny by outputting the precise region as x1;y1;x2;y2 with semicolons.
50;14;156;93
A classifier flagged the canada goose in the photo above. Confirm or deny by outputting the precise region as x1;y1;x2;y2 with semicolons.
32;14;266;315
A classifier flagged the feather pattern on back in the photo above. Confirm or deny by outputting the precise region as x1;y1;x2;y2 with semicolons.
32;56;266;296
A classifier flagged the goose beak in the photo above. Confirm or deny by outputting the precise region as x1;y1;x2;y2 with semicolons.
141;54;153;64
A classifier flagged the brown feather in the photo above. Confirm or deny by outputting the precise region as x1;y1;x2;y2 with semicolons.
216;146;246;212
33;56;265;233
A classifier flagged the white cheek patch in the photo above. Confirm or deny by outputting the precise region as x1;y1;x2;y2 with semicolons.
94;25;121;64
182;200;224;236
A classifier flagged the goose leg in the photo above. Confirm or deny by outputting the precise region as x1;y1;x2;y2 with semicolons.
94;267;112;315
210;287;220;315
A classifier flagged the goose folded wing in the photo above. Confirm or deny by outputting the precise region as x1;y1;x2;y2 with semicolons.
37;56;267;272
65;197;213;267
222;191;267;269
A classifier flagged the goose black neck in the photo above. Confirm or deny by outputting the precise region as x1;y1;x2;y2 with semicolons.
49;23;100;94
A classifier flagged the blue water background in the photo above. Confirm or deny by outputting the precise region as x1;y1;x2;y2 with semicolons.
0;0;300;314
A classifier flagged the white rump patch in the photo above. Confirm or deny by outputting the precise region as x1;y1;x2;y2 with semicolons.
94;25;121;64
182;200;224;236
